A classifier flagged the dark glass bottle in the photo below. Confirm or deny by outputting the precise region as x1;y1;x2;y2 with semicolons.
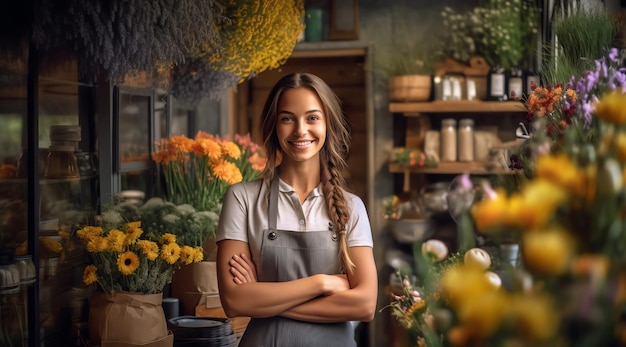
486;65;507;101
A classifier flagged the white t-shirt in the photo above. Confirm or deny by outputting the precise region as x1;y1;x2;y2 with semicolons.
216;177;374;272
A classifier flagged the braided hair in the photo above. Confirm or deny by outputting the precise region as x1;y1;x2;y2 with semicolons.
260;72;355;273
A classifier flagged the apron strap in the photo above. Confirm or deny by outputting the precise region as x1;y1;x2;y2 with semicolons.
268;173;280;232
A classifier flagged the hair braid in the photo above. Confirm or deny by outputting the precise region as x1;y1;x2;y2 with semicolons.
321;152;355;273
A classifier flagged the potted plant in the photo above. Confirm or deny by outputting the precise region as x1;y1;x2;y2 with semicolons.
372;12;442;102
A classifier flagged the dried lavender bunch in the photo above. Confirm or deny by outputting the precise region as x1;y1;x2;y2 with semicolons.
31;0;225;82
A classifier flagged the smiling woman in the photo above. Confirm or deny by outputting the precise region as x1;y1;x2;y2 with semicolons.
215;72;378;347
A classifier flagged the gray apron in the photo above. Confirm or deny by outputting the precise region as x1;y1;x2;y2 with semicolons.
238;176;356;347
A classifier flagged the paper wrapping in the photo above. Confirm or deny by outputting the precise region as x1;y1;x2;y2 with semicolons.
88;291;169;346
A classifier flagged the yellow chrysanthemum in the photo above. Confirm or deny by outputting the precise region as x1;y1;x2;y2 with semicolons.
82;264;98;286
179;245;195;265
117;251;140;275
86;236;109;253
136;240;160;261
76;226;104;241
160;233;177;245
161;243;181;264
221;141;242;160
123;222;143;245
212;160;243;185
192;246;205;263
107;229;126;252
594;91;626;125
404;299;426;327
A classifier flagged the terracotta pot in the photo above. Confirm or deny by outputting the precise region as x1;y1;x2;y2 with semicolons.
389;74;432;102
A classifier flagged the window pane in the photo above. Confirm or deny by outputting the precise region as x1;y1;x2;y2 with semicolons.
119;92;150;162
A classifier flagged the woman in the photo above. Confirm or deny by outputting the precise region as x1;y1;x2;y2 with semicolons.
216;72;378;346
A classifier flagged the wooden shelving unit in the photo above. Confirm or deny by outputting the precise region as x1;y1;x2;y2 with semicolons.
389;100;527;115
388;162;517;175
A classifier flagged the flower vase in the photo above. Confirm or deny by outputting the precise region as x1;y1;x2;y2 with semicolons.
88;291;173;347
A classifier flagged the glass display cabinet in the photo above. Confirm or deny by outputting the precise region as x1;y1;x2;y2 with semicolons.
0;44;98;346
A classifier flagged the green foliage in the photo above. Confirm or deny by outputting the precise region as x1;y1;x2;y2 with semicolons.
542;3;618;85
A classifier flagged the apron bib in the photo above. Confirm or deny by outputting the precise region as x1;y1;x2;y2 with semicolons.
238;176;355;347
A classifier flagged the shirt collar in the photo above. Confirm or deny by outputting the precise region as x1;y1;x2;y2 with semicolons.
277;177;323;197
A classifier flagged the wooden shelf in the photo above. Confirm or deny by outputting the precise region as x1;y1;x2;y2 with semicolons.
389;100;527;115
389;162;518;175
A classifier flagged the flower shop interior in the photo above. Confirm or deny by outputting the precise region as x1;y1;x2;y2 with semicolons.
2;0;626;346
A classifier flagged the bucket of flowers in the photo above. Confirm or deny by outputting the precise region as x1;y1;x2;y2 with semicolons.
75;220;203;346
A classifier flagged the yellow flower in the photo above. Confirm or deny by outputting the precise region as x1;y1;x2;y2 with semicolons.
40;236;63;253
86;236;108;253
160;233;177;244
123;222;143;245
192;246;204;263
107;229;126;252
512;179;568;229
470;189;509;232
534;154;579;190
440;265;497;310
404;299;426;326
179;245;195;265
594;91;626;125
521;227;573;276
117;251;140;275
76;225;104;240
161;243;181;264
82;264;98;285
509;294;558;341
136;240;160;260
456;290;508;338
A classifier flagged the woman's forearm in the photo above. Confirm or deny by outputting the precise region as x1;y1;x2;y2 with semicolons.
279;286;377;323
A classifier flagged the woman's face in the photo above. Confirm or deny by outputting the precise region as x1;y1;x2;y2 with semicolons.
276;87;326;165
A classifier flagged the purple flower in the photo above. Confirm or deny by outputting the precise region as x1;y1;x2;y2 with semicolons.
609;48;619;62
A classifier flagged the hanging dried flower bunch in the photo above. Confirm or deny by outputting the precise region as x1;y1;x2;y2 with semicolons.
206;0;305;81
170;0;305;103
31;0;225;82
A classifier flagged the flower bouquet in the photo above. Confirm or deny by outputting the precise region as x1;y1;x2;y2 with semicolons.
75;220;197;345
152;131;265;214
75;221;203;295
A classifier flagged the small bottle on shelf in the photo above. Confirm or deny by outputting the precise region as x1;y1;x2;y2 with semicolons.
458;119;475;162
440;119;457;162
486;65;507;101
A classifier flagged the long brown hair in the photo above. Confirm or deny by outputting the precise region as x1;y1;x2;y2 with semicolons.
260;72;356;272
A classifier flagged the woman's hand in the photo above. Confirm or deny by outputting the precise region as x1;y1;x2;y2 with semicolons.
320;274;350;296
229;254;257;284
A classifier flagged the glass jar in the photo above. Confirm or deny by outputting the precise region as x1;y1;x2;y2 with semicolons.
0;249;20;294
45;144;79;178
14;255;36;285
458;119;475;162
440;119;457;162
